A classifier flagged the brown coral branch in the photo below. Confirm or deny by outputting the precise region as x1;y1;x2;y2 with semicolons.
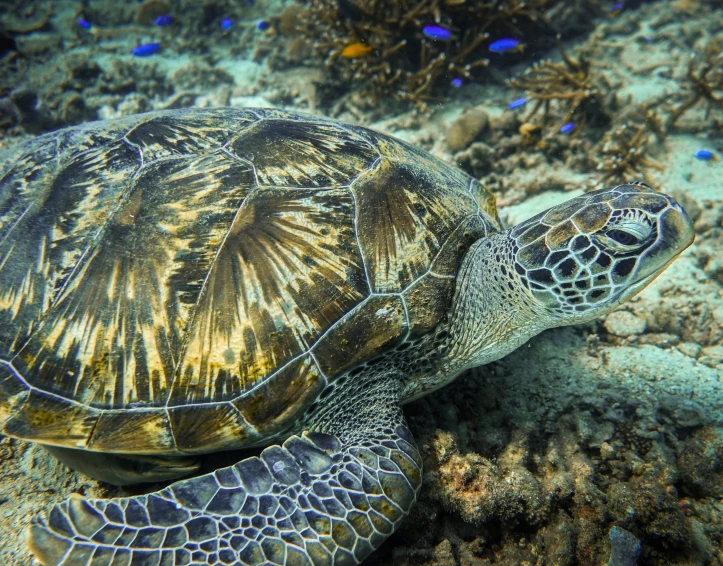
668;44;723;128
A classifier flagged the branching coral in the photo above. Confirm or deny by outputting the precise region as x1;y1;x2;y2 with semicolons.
594;120;665;188
508;34;611;132
668;40;723;128
297;0;559;111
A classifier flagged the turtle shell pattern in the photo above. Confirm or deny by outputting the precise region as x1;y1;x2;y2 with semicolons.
0;108;499;455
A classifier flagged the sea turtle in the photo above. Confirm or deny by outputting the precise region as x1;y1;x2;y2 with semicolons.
0;107;693;566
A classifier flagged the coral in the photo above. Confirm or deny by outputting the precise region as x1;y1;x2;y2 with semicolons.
508;34;612;132
593;120;665;188
667;38;723;128
297;0;563;111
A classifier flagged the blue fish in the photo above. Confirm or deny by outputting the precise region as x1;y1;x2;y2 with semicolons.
422;25;452;41
77;18;92;30
451;77;463;88
489;38;523;53
694;149;715;160
257;20;270;31
221;18;233;31
154;15;173;26
132;43;161;57
559;122;575;134
508;97;527;110
609;3;624;17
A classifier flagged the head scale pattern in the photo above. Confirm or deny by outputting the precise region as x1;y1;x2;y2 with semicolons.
509;183;694;320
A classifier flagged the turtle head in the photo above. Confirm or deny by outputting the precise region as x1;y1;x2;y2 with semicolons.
510;183;694;325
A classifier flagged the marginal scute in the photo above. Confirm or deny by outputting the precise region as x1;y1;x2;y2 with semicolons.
403;274;456;336
168;403;256;453
87;409;174;453
2;390;98;448
311;295;407;377
233;355;324;435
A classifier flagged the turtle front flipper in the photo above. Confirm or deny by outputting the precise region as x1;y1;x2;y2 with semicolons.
29;377;422;565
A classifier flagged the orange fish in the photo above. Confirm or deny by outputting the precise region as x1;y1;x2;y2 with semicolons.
341;43;373;58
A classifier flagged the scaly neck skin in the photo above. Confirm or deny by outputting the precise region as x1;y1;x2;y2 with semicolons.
443;230;553;374
402;230;553;403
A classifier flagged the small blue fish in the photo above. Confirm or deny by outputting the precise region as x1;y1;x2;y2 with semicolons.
451;78;463;88
256;20;270;31
221;18;233;31
132;42;161;57
154;15;174;26
694;149;715;160
559;122;575;134
508;97;527;110
489;38;523;53
609;3;624;17
422;25;452;41
77;18;92;30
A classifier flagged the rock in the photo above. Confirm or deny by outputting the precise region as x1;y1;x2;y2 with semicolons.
604;311;647;337
447;108;489;152
699;345;723;368
677;342;701;359
637;332;678;347
678;427;723;498
607;526;641;566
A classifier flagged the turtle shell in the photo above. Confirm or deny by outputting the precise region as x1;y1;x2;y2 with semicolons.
0;108;500;455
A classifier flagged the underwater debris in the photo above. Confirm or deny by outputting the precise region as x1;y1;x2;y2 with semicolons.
508;34;611;132
594;121;664;188
668;40;723;128
297;0;560;110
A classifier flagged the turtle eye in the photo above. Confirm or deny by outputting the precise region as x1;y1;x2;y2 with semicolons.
606;228;641;246
596;212;654;253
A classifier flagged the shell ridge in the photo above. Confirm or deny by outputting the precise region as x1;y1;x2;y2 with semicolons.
348;186;374;296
